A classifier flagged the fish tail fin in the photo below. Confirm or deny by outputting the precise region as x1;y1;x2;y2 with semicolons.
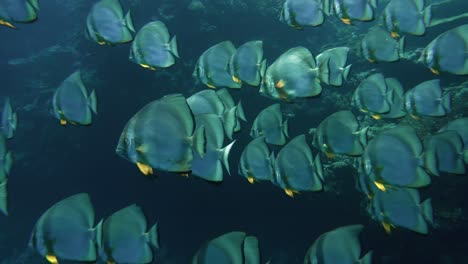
318;58;330;84
228;53;236;78
398;36;406;57
350;126;367;156
220;140;236;176
342;64;352;81
10;112;18;133
423;5;432;26
269;151;276;164
233;115;241;132
192;125;207;158
124;11;135;33
28;0;39;11
237;162;243;176
357;251;373;264
243;236;260;263
146;223;160;249
322;0;331;15
455;152;466;174
4;151;12;175
282;119;289;138
94;219;103;250
236;101;246;122
88;90;98;114
0;181;7;216
259;59;268;79
314;155;324;181
413;164;432;188
259;59;267;79
442;92;451;113
424;146;440;177
223;107;237;140
169;36;179;58
254;42;264;61
421;198;434;225
357;126;369;147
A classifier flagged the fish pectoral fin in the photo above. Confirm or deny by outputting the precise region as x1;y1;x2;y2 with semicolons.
180;172;190;177
275;79;285;89
137;162;153;176
136;144;147;154
410;114;420;120
325;151;335;159
322;144;335;159
46;254;59;264
60;119;67;126
371;114;382;120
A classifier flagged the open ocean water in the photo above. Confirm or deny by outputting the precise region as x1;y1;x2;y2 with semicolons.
0;0;467;263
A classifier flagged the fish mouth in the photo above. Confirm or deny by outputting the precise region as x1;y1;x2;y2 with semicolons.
115;135;128;159
115;145;126;159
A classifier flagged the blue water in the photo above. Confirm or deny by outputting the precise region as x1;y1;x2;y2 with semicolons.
0;0;467;263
